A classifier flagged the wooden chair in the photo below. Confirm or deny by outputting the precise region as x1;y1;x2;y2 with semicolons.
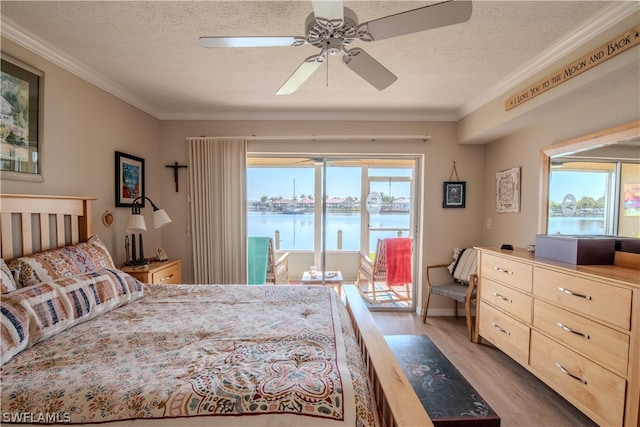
266;238;290;284
356;238;412;304
421;248;478;341
248;237;289;284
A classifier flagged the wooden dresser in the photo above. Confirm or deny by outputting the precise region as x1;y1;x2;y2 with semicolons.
475;247;639;427
121;259;182;284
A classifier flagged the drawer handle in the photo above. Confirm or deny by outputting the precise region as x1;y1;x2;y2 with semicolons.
555;362;587;385
494;292;512;303
494;266;513;275
556;322;590;340
492;322;510;335
160;274;174;282
558;287;592;301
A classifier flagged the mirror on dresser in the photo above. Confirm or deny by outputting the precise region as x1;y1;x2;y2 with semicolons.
539;121;640;240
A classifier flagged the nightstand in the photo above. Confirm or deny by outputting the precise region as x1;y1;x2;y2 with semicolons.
121;258;182;284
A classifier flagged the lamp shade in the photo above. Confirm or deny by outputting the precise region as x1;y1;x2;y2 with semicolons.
152;209;172;229
126;214;147;233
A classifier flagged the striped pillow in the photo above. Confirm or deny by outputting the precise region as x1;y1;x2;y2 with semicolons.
0;269;143;365
1;259;18;294
4;281;73;350
8;236;115;288
0;297;30;365
448;248;478;285
55;269;144;322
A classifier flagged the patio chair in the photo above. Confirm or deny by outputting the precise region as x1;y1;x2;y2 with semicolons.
356;238;412;304
421;248;478;341
248;237;289;284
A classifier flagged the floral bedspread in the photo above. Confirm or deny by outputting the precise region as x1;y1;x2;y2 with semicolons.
1;284;375;426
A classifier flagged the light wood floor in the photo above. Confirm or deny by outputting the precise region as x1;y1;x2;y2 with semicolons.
371;311;598;427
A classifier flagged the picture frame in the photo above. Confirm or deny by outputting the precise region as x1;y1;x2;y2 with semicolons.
496;166;520;213
115;151;145;207
442;181;466;208
0;53;44;181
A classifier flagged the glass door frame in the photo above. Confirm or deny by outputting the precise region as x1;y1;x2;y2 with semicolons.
246;153;423;309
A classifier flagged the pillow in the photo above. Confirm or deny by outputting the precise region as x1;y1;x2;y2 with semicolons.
0;297;30;365
447;248;478;284
1;259;18;294
3;281;73;351
0;269;143;365
8;236;115;288
54;269;144;322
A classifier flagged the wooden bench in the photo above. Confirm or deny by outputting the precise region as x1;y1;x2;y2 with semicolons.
385;335;500;426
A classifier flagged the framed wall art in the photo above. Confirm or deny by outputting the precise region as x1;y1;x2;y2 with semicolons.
115;151;145;207
0;53;44;181
496;166;520;213
442;181;466;208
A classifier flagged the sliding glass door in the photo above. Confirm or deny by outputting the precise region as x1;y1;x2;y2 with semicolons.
247;155;420;309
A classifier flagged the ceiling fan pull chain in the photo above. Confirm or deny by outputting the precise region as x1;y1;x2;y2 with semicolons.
326;53;329;87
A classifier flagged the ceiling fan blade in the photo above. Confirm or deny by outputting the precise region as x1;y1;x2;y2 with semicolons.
199;36;305;48
312;0;344;28
343;48;397;91
361;0;472;41
276;55;324;95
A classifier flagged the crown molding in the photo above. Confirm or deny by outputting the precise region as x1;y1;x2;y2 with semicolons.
3;2;637;123
455;1;640;120
0;16;456;122
156;110;457;122
1;17;162;119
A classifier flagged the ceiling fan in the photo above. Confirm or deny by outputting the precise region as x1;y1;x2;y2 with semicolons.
199;0;472;95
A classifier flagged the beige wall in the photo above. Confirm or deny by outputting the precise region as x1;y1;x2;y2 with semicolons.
158;121;487;302
2;23;638;316
480;83;640;248
0;38;162;264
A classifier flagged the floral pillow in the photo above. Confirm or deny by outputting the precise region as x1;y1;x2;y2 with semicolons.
8;236;115;288
0;259;18;294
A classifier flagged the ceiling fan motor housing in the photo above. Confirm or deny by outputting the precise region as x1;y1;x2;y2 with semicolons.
305;7;360;52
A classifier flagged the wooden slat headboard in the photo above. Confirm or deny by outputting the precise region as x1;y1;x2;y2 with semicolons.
0;194;95;261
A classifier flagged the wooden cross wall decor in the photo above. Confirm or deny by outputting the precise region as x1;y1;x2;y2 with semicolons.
166;162;187;192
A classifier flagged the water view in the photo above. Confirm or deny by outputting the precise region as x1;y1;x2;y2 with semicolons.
248;212;410;251
547;216;606;235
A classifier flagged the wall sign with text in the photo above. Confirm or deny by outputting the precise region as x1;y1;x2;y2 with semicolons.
505;26;640;111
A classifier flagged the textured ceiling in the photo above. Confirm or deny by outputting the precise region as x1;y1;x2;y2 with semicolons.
0;1;630;121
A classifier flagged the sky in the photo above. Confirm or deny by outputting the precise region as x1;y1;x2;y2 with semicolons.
549;171;608;202
246;166;411;200
248;167;608;203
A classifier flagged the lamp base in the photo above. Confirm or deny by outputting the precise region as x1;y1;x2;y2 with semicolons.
123;258;150;267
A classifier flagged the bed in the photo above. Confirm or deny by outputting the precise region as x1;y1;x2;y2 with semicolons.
0;194;431;427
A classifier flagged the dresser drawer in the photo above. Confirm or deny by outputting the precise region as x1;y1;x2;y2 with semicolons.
481;278;532;323
533;267;632;330
481;253;533;292
533;299;629;377
151;263;181;284
530;331;626;427
479;301;530;366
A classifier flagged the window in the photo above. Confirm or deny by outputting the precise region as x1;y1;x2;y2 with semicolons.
548;162;618;235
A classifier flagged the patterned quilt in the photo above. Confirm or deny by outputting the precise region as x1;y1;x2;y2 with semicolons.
1;284;375;426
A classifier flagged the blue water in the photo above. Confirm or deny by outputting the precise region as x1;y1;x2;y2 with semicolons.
248;212;410;251
547;217;605;235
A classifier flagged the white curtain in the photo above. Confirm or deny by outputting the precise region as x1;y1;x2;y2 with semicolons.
187;138;247;284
